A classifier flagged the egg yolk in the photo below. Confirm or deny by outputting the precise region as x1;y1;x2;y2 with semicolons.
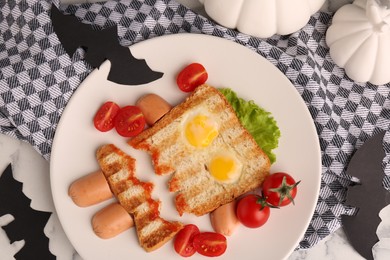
209;155;239;183
185;114;218;148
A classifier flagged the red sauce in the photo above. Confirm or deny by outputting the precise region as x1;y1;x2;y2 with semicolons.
175;194;187;216
146;199;160;221
168;178;179;192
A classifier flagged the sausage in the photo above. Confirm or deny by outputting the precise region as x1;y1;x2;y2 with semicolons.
210;200;240;236
92;202;134;239
68;170;113;207
136;93;172;125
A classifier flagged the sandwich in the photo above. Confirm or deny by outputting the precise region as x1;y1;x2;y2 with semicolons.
129;84;271;216
96;144;183;252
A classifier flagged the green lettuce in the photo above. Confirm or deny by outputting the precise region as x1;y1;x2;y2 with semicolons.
219;88;281;164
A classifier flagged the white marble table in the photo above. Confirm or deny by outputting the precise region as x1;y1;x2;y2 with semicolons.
1;0;390;259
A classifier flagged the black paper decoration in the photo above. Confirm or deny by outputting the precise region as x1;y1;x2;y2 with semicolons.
50;4;164;85
0;164;55;259
342;131;390;260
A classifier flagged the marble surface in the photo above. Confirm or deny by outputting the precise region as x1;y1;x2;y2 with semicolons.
1;0;389;259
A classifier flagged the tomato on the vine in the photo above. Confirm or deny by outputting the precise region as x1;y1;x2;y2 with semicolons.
174;224;200;257
93;101;120;132
262;172;300;207
177;63;208;92
114;105;146;137
236;194;270;228
193;232;227;257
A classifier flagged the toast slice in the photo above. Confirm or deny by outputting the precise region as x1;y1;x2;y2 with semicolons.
96;144;183;252
129;84;271;216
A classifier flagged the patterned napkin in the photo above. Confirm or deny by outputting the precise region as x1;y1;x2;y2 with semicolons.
1;0;390;251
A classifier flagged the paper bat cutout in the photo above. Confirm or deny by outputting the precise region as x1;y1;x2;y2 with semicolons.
50;4;163;85
0;164;55;259
342;131;389;260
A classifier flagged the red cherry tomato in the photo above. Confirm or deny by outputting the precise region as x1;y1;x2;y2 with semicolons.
93;101;120;132
262;172;300;207
177;63;208;92
174;224;200;257
236;194;270;228
193;232;227;257
114;106;146;137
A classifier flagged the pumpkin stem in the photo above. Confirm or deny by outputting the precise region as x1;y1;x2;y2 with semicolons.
366;0;390;32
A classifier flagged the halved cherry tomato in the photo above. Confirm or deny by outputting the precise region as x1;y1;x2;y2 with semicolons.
93;101;120;132
193;232;227;257
177;63;208;92
174;224;200;257
262;172;300;207
236;194;270;228
114;105;146;137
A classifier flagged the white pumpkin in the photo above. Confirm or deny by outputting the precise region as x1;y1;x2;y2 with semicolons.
198;0;325;38
326;0;390;85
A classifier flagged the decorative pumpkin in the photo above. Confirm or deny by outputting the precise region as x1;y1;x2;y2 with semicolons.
326;0;390;85
198;0;326;38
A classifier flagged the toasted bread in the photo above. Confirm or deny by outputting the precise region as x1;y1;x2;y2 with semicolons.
96;144;183;252
129;84;271;216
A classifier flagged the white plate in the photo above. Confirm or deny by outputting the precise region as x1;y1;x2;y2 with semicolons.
50;33;321;260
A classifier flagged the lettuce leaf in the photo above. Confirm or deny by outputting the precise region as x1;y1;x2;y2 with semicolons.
219;88;281;164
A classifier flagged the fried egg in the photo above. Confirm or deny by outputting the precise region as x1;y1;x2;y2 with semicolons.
208;150;243;184
182;107;219;148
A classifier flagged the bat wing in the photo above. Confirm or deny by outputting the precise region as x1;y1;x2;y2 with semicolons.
50;5;163;85
342;131;388;260
0;164;54;259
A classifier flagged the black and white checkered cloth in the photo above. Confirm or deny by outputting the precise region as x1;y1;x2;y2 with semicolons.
1;0;390;251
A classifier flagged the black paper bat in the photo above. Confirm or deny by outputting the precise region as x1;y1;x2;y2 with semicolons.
342;131;389;260
0;164;55;259
50;4;163;85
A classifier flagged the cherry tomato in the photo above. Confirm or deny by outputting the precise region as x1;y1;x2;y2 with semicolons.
93;101;120;132
262;172;300;207
114;105;146;137
193;232;227;257
177;63;208;92
236;194;270;228
174;224;200;257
